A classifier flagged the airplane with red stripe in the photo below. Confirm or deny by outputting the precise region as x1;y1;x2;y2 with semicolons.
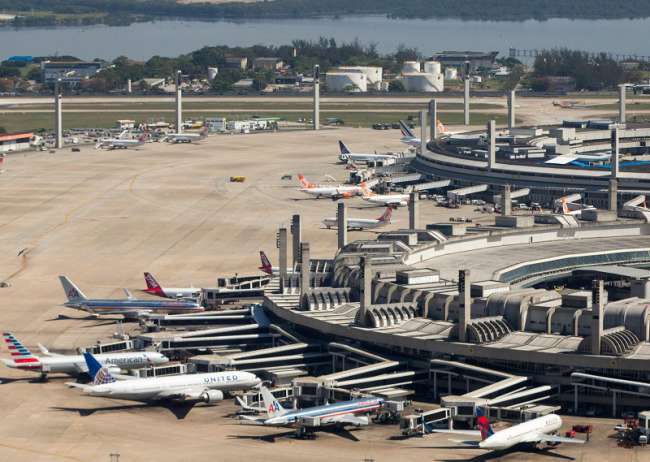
142;272;200;300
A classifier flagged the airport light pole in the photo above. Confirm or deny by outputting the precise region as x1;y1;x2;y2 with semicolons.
420;109;427;155
291;214;301;269
618;84;626;124
463;61;471;126
337;202;347;250
313;65;320;131
175;70;183;133
54;78;63;149
277;227;288;292
429;99;438;140
507;90;516;130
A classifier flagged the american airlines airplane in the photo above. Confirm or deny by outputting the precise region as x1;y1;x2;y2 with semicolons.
95;131;147;150
68;352;261;404
142;272;200;300
297;174;364;200
161;127;208;143
338;141;398;164
434;409;584;452
241;386;383;435
361;183;410;207
1;332;168;379
60;276;204;318
322;207;393;230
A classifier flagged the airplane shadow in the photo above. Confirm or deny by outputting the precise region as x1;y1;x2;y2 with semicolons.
51;401;196;420
0;376;54;385
411;443;575;462
228;426;361;443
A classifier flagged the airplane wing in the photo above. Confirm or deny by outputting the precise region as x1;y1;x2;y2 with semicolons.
123;288;136;300
321;414;369;427
532;434;586;445
447;439;481;447
545;155;578;165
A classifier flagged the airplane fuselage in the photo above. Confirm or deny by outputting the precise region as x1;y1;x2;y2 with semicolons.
322;217;385;230
264;397;384;426
65;298;203;316
479;414;563;450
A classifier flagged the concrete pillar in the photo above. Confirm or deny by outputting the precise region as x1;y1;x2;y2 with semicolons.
408;192;419;229
127;78;132;94
502;184;512;216
337;202;347;250
175;70;183;133
291;214;301;269
300;242;310;296
487;120;496;169
619;84;626;124
608;179;618;213
278;227;288;292
420;109;428;154
591;279;604;355
54;79;63;149
611;127;620;179
429;99;438;140
359;256;372;321
458;269;471;342
507;90;516;130
463;77;470;126
313;65;320;131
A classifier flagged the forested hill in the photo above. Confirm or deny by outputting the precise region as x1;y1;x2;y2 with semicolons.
3;0;650;23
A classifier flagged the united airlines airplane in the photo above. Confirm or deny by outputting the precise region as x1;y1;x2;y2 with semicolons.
59;276;203;318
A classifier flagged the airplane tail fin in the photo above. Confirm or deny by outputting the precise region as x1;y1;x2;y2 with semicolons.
83;352;116;385
201;126;209;137
399;120;415;138
338;140;351;155
144;272;164;295
297;174;315;189
437;118;448;135
59;276;88;301
360;181;371;198
259;251;273;275
476;408;494;440
378;207;393;223
138;133;148;143
3;332;39;367
260;386;285;418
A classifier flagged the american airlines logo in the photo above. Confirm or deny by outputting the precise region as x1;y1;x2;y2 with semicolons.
268;401;281;412
67;288;79;298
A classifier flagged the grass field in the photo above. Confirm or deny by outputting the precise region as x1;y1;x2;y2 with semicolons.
0;111;508;132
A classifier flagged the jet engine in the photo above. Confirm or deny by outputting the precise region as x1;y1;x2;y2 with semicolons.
200;390;224;403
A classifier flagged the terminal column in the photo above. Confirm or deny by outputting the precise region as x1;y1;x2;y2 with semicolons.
487;120;496;169
611;127;620;179
337;202;347;250
175;70;183;133
359;256;373;323
502;184;512;216
609;179;618;213
277;227;288;292
313;65;320;131
619;84;626;124
463;61;471;126
54;79;63;149
429;99;438;140
408;192;419;229
291;214;301;269
420;109;428;154
300;242;311;297
591;280;604;355
507;90;516;130
458;269;471;342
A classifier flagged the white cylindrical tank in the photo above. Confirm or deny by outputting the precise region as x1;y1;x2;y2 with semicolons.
401;73;444;92
338;66;383;90
326;71;367;92
444;67;458;80
423;61;441;75
402;61;420;74
207;67;219;81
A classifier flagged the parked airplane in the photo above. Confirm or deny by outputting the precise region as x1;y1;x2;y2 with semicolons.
322;207;393;230
338;141;398;164
361;183;410;207
142;272;200;300
553;193;596;216
96;131;147;150
161;127;208;143
1;332;168;379
258;251;295;276
545;152;611;165
59;276;204;318
67;352;261;403
434;410;584;451
240;386;383;436
297;174;364;200
399;120;421;147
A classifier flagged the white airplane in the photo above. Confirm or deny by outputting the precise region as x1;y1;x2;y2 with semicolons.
1;332;168;379
553;193;595;216
399;120;421;147
239;386;384;436
68;352;261;404
297;174;364;200
95;131;147;150
258;251;296;276
322;207;393;230
161;127;208;143
434;410;584;452
338;141;398;164
361;183;410;207
142;272;200;300
545;152;611;165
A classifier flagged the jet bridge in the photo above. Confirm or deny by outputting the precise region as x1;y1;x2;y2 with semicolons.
447;184;489;202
